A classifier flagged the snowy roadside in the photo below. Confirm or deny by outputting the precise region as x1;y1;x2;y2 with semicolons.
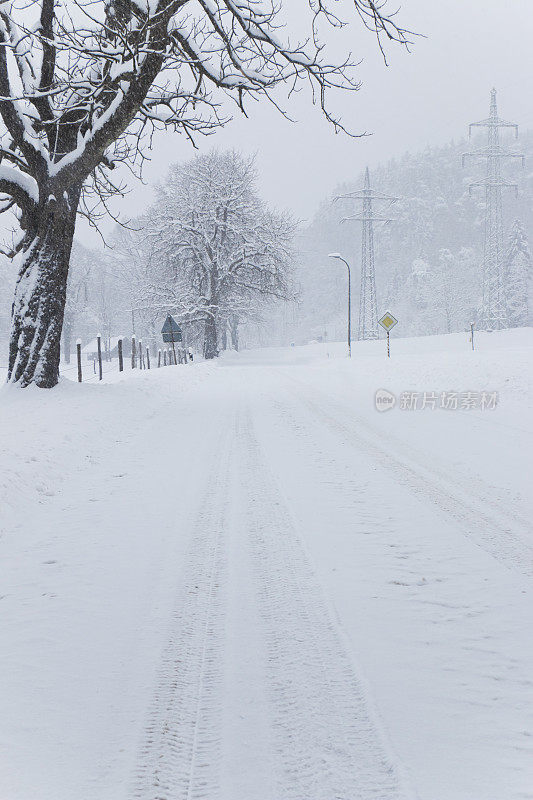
0;362;219;800
0;361;212;530
246;327;533;519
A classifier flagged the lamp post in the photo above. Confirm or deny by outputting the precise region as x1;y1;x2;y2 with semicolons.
328;253;352;358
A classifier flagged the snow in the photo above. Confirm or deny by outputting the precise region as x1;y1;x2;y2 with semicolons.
0;164;39;203
0;329;532;800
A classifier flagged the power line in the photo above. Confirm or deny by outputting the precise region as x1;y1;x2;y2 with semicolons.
464;89;524;330
337;168;397;340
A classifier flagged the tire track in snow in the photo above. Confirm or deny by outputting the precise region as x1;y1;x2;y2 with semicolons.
277;373;533;578
130;426;232;800
236;407;415;800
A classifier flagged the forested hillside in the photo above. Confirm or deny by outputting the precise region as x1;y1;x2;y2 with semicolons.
295;132;533;341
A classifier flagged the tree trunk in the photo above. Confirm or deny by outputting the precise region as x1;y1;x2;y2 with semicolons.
62;319;72;364
203;315;218;359
230;315;239;351
8;192;80;388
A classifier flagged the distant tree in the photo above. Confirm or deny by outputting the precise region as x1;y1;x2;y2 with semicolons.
404;258;441;335
85;255;130;357
456;246;482;329
505;219;531;327
435;247;479;334
0;0;410;387
62;243;92;362
146;151;295;358
110;223;161;350
437;248;457;334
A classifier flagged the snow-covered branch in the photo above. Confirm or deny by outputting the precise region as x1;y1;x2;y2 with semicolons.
0;164;38;211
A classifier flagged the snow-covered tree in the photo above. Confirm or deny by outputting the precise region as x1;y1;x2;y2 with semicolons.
436;248;456;334
505;219;531;327
0;0;409;387
400;257;441;335
433;247;479;334
144;150;295;358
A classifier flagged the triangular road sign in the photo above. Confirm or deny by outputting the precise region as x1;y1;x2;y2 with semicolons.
161;315;182;343
161;315;182;334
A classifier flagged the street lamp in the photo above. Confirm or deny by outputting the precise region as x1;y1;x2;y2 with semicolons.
328;253;351;358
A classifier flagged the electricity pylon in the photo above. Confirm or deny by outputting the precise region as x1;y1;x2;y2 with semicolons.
464;89;524;330
337;168;397;340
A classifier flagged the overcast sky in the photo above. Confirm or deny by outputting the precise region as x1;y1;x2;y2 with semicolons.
79;0;533;246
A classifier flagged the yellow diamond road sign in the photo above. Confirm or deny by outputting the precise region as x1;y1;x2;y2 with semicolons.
378;312;398;332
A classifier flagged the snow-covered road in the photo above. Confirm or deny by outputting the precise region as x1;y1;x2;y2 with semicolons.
1;332;532;800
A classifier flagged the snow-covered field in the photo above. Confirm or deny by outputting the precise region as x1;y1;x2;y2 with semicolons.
1;329;532;800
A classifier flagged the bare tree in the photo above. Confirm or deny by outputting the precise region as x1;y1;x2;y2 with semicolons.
110;221;162;349
62;241;92;362
143;150;295;358
0;0;410;386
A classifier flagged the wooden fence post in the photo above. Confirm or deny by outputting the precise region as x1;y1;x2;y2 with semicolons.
183;348;188;364
131;335;136;368
97;333;103;380
146;346;151;369
76;339;82;382
118;337;123;371
139;339;144;369
163;349;167;366
158;349;161;368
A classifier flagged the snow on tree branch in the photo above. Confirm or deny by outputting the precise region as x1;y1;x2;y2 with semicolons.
0;0;411;211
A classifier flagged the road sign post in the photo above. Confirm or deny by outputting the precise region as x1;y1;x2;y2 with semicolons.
97;333;102;380
378;312;398;358
170;327;176;365
161;315;183;365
